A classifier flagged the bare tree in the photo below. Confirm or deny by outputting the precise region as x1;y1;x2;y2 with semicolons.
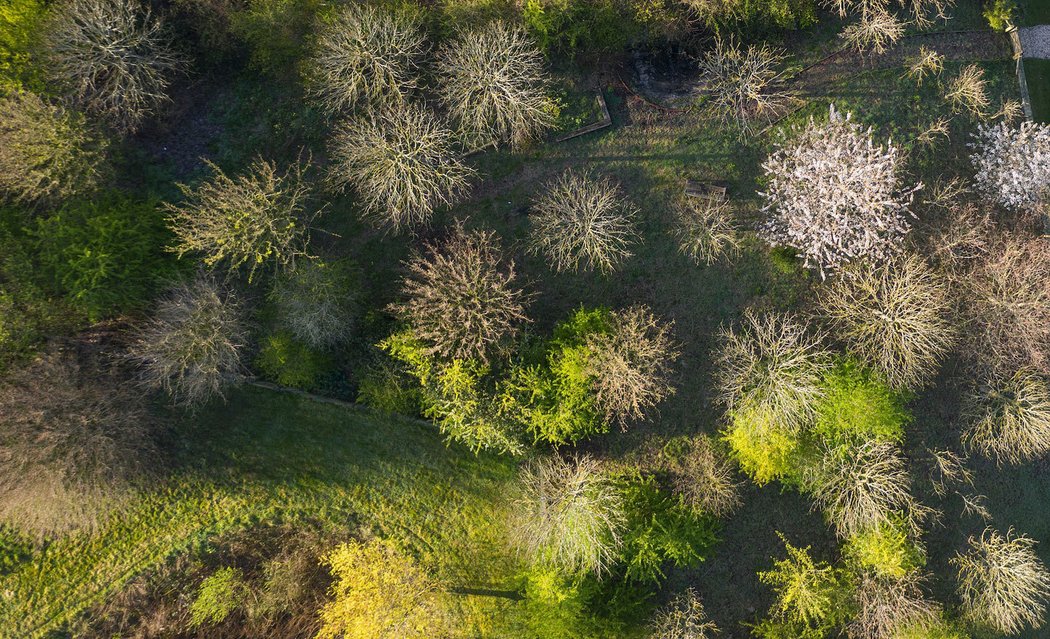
819;255;954;389
953;528;1050;635
0;350;158;537
585;306;679;427
270;260;358;349
849;571;939;639
664;434;743;518
0;91;107;204
945;64;990;117
963;368;1050;464
510;455;626;576
528;169;639;274
904;46;944;85
716;309;831;433
760;105;921;276
435;21;553;149
842;8;905;55
127;277;247;408
959;234;1050;373
648;589;720;639
307;3;425;113
970;120;1050;212
167;157;315;283
391;225;528;363
672;196;742;265
327;104;474;232
43;0;184;133
810;441;915;538
695;38;790;135
822;0;954;27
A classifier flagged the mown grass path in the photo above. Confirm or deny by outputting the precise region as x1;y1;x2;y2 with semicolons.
0;387;518;639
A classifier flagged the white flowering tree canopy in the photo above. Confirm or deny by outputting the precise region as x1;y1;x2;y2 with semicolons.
759;105;921;276
970;120;1050;212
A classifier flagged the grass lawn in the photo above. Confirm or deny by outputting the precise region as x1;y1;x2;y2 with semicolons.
1024;58;1050;122
1018;0;1050;26
0;387;519;639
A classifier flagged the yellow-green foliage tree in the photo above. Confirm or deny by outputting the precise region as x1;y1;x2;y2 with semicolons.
757;535;853;637
316;539;453;639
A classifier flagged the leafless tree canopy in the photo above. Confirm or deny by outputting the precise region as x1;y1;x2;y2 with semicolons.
964;368;1050;465
648;588;720;639
126;277;247;408
695;38;790;135
945;64;990;117
167;157;315;283
819;256;953;389
270;260;358;349
585;306;679;428
841;8;905;55
953;528;1050;635
436;21;553;149
810;441;915;538
510;456;626;576
391;225;528;363
672;196;742;265
970;120;1050;212
0;350;158;537
822;0;955;27
327;104;474;232
958;234;1050;374
848;571;939;639
760;105;920;276
43;0;185;133
716;309;831;433
528;169;639;274
0;91;107;204
904;46;944;85
664;434;743;518
308;3;426;113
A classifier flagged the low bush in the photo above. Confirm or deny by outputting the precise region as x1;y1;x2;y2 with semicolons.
757;535;854;637
722;409;806;486
617;473;717;583
502;307;609;445
255;330;331;389
983;0;1016;31
0;0;47;92
33;192;173;321
229;0;320;74
355;356;422;416
812;360;909;448
842;519;925;579
270;259;360;350
189;566;249;628
662;434;742;518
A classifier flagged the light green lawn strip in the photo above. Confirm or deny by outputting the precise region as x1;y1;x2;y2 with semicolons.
0;387;518;639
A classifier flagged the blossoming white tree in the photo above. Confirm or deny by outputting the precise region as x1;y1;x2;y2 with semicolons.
760;105;921;276
970;120;1050;212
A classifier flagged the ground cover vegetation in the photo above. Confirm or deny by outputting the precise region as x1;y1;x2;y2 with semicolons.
2;0;1050;637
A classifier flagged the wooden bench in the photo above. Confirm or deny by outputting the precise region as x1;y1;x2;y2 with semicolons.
685;180;727;202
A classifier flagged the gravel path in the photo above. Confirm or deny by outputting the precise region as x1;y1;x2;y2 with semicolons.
1019;25;1050;59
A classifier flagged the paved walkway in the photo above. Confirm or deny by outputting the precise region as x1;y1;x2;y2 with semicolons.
1018;25;1050;59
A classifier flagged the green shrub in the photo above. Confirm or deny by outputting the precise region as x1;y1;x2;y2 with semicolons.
842;519;925;579
617;473;717;583
33;192;173;321
0;0;46;93
356;357;422;416
892;617;970;639
522;0;637;57
230;0;322;73
722;409;806;486
758;535;853;636
502;307;608;445
255;330;332;389
691;0;817;33
813;360;909;448
190;567;249;627
512;566;608;638
382;330;525;454
983;0;1016;31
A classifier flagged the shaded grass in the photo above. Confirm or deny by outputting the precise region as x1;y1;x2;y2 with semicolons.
1018;0;1050;27
1024;58;1050;122
0;387;518;638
